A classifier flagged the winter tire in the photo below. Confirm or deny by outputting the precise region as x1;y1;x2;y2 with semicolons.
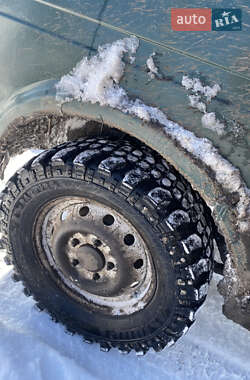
0;136;214;355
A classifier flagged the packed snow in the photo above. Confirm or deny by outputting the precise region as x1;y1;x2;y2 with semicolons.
167;210;190;228
1;255;250;380
182;234;203;252
0;150;43;193
56;36;139;108
56;36;250;232
181;75;225;136
182;76;221;102
146;52;159;79
201;112;225;136
188;94;207;113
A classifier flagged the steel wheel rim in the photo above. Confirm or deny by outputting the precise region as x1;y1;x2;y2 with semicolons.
34;196;156;315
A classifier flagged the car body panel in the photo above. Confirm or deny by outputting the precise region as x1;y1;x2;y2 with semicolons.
47;0;250;76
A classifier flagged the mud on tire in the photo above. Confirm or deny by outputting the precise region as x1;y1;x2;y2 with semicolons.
0;137;214;355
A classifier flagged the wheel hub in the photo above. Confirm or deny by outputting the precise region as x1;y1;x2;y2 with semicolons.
35;197;155;315
74;244;105;272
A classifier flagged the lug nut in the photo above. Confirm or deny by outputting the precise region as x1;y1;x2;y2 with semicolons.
93;273;100;281
72;259;79;267
107;262;115;270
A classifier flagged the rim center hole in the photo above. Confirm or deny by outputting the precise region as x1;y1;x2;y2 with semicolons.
76;245;105;272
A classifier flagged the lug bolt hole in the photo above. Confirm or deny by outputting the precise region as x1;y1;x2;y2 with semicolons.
103;214;114;226
79;206;89;217
93;273;100;281
124;234;135;246
72;259;79;267
71;238;80;247
107;262;115;271
134;259;143;269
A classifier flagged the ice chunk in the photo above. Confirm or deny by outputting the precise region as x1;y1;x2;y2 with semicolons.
56;36;139;107
182;234;202;252
182;75;194;90
192;258;210;277
201;112;225;136
189;95;207;113
204;83;221;102
148;187;172;205
167;210;190;228
192;78;205;94
182;75;221;102
182;75;224;135
146;52;159;79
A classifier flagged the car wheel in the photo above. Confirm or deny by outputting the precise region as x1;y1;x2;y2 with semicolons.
0;137;214;355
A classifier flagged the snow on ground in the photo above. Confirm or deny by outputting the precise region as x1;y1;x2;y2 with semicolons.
0;154;250;380
0;150;43;192
0;258;250;380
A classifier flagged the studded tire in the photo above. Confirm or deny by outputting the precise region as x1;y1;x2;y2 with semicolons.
0;137;214;355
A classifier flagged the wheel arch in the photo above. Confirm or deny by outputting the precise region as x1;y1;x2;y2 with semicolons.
0;79;249;330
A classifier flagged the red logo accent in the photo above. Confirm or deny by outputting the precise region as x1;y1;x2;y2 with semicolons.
171;8;212;31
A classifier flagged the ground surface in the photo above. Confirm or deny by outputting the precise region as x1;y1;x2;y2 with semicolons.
0;152;250;380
